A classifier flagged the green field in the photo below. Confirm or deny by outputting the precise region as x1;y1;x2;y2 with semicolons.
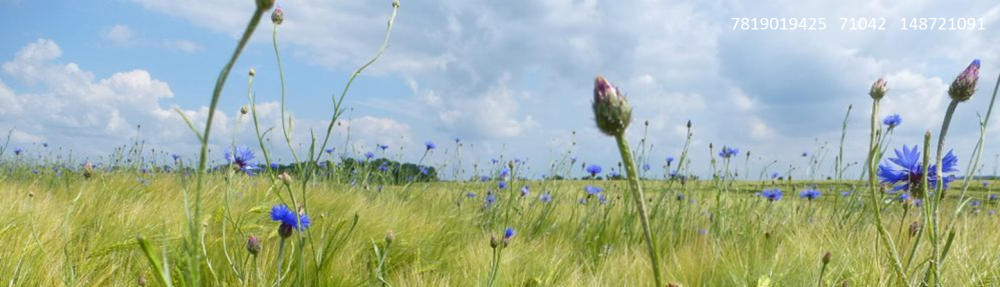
3;171;999;286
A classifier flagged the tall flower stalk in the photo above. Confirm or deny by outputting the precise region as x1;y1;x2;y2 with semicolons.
864;77;908;283
591;76;662;286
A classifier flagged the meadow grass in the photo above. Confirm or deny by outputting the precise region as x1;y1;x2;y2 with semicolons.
4;171;1000;286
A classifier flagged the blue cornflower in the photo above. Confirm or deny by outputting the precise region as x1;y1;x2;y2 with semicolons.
877;145;958;194
499;168;510;179
642;163;651;171
225;146;260;175
608;170;619;178
270;162;279;170
883;114;902;128
480;175;490;182
585;185;602;195
841;190;852;197
13;147;22;156
718;145;738;158
419;165;429;175
378;144;389;151
485;193;497;207
270;205;310;237
676;194;685;201
466;192;477;198
586;164;602;177
570;156;577;164
989;194;998;201
539;192;552;203
762;189;783;202
898;193;911;202
504;227;515;239
520;185;530;197
498;181;507;189
983;181;990;187
454;138;461;144
802;152;808;157
698;229;708;235
914;199;923;207
172;154;181;162
578;198;587;205
666;156;675;165
799;188;821;201
425;140;436;151
970;200;982;208
771;172;780;179
598;194;608;205
325;148;334;154
42;143;48;148
491;158;499;164
379;162;389;172
365;151;375;159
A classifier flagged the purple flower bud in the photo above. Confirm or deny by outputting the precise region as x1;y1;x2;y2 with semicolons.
948;59;980;102
869;78;887;100
246;234;261;255
592;76;632;136
271;5;284;25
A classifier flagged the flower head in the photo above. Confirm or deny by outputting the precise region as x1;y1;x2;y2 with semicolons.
666;157;675;165
365;151;375;159
877;145;958;196
246;235;261;255
520;185;530;197
425;140;436;151
497;181;507;190
270;205;310;237
948;59;980;102
762;188;783;202
225;146;260;175
466;192;477;198
586;164;602;177
870;78;888;100
799;188;821;201
592;76;632;136
325;148;334;154
539;192;552;203
378;144;389;151
585;185;602;195
13;147;22;156
485;192;497;207
883;114;902;128
270;5;284;25
718;146;738;158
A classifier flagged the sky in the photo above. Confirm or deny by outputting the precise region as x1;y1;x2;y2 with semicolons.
1;0;1000;180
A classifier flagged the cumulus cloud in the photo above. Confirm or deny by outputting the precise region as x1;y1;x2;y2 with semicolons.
101;24;134;46
0;39;411;162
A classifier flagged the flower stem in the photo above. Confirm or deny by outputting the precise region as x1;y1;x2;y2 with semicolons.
613;133;662;286
866;98;908;284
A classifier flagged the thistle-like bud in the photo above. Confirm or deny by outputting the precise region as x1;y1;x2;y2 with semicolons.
249;68;256;77
869;78;887;100
278;223;293;238
83;162;95;179
279;172;292;184
592;76;632;136
271;5;284;25
489;234;498;249
822;251;832;264
246;234;261;255
240;106;248;115
138;274;147;286
948;59;980;102
385;230;395;244
909;220;921;237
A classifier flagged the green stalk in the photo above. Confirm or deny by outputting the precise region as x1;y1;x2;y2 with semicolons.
865;98;908;284
929;99;959;284
613;133;662;286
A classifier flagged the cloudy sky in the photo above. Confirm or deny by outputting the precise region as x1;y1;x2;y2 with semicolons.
1;0;999;180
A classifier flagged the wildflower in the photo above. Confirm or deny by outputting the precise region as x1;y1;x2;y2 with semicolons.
485;192;496;207
772;172;780;179
586;164;602;177
42;143;48;148
378;162;389;172
466;192;477;198
325;148;334;154
246;234;261;255
666;157;674;165
718;146;738;158
608;170;619;178
502;227;515;247
822;252;832;264
585;185;602;195
499;168;510;179
676;194;685;201
898;192;911;202
172;154;181;162
278;172;292;184
642;163;651;171
498;181;507;190
984;181;990;188
480;175;490;182
249;68;256;77
762;188;783;202
270;4;284;25
539;192;552;203
489;235;499;249
908;220;921;237
365;151;375;159
378;144;388;151
877;145;958;195
989;194;998;201
454;138;461;144
970;199;982;208
578;198;587;205
385;230;395;244
520;185;530;197
914;199;923;207
570;156;577;164
225;146;260;175
13;147;22;156
948;59;980;102
592;76;632;136
270;205;310;238
870;78;887;100
841;190;852;197
598;193;608;205
883;114;902;128
270;162;279;170
698;229;708;235
425;140;436;151
419;165;429;175
801;152;808;157
799;188;821;201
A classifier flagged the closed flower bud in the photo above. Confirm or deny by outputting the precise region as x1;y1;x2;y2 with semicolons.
138;274;147;286
869;78;887;100
246;234;261;255
489;234;498;249
278;223;293;238
385;230;395;244
278;172;292;184
271;5;284;25
909;220;921;237
240;106;248;115
592;76;632;136
948;59;980;102
822;251;832;264
83;162;95;179
249;68;255;77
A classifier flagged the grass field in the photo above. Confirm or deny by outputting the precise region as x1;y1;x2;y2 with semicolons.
3;170;1000;286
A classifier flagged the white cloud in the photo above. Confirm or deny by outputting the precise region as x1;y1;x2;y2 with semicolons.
101;24;134;45
165;39;203;53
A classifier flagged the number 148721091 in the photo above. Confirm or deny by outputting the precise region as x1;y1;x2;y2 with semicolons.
730;18;985;31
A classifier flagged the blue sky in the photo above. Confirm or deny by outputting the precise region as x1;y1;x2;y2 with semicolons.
2;0;1000;180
